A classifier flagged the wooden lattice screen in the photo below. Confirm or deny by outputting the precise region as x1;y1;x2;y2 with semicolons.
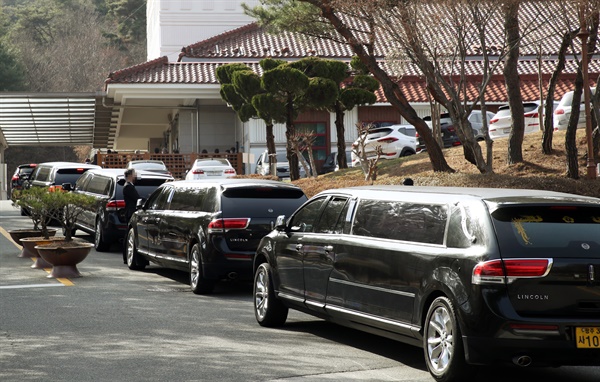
95;153;243;180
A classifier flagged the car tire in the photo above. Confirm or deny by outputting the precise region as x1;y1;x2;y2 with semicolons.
254;262;288;327
189;243;215;295
126;228;146;271
94;219;110;252
423;296;472;382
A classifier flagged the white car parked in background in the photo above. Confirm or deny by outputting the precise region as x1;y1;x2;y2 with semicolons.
185;158;236;180
351;124;417;167
489;101;557;139
553;87;597;131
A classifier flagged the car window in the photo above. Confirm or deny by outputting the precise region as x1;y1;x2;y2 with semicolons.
353;199;447;244
115;177;170;200
74;172;92;192
314;197;349;234
87;176;111;196
289;197;327;233
146;187;171;210
220;186;306;218
491;206;600;257
447;202;484;248
54;168;90;186
34;167;51;182
469;113;482;123
169;187;213;212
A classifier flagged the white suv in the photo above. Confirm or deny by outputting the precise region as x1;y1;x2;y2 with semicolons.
553;88;597;131
351;124;417;167
255;150;309;179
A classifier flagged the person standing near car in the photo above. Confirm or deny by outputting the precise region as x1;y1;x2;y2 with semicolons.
123;169;140;224
123;168;140;263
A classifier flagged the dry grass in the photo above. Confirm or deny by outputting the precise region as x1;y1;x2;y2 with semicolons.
292;130;600;198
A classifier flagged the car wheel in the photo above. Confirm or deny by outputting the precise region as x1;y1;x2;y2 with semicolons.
254;262;288;327
94;219;110;252
423;296;472;382
189;243;214;294
126;228;145;271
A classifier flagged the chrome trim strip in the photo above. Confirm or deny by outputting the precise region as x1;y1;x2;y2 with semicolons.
329;278;416;298
305;300;325;309
326;304;418;331
277;292;305;303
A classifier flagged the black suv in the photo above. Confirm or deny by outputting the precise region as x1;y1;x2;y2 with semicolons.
125;179;308;294
417;114;462;152
21;161;101;217
71;168;174;251
10;163;37;195
252;186;600;381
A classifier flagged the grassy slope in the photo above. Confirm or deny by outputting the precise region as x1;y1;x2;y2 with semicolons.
292;130;600;198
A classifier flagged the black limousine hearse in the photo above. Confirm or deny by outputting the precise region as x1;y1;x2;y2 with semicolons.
252;186;600;382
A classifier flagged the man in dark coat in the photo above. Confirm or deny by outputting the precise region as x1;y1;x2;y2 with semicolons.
122;168;140;264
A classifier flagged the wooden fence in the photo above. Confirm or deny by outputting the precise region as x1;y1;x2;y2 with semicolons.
95;152;244;180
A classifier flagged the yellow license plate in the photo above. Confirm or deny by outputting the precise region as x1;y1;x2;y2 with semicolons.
575;327;600;348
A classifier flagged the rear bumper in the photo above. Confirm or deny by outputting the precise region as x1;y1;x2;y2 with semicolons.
464;333;600;366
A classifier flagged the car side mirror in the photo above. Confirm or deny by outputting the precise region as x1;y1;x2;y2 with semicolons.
136;198;145;210
61;183;73;192
275;215;287;230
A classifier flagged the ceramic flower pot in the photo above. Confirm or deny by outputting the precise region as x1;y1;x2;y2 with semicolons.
35;240;94;279
9;229;57;258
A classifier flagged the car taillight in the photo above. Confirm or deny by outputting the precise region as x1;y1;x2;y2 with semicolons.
192;169;205;175
208;218;250;233
490;118;498;124
447;127;455;132
106;200;126;211
224;169;236;174
11;175;19;181
554;108;565;115
524;112;539;118
472;258;552;285
378;137;398;143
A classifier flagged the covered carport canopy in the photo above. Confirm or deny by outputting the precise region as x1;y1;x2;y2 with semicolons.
0;92;114;148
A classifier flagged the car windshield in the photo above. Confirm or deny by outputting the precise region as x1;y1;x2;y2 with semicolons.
133;162;166;170
275;152;288;162
115;178;170;199
491;206;600;258
196;159;229;166
54;169;91;185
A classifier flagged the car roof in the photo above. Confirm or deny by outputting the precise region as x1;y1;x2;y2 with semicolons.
316;185;600;205
166;178;302;190
128;160;166;165
37;161;101;169
85;168;173;180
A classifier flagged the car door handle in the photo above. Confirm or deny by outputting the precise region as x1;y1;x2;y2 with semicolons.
324;245;333;252
295;244;303;251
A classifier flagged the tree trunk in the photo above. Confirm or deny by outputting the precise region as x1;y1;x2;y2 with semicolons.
311;0;454;172
503;1;524;164
285;93;300;180
566;70;584;179
334;104;348;169
542;30;577;154
266;123;277;176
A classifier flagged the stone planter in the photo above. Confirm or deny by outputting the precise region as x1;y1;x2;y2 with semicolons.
8;229;57;258
35;240;94;279
20;236;64;269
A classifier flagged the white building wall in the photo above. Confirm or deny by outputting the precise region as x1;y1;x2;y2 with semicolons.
197;105;237;153
147;0;259;61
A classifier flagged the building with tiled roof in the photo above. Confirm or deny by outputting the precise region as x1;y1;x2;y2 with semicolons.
104;1;598;174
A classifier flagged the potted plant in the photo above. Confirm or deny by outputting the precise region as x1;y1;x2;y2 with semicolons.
9;188;58;261
34;190;97;278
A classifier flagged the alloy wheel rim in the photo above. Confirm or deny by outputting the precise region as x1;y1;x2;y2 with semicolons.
95;221;101;248
426;305;454;373
255;267;268;320
126;231;134;265
190;247;199;288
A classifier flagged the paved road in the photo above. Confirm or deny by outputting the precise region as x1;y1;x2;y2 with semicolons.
1;201;599;382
